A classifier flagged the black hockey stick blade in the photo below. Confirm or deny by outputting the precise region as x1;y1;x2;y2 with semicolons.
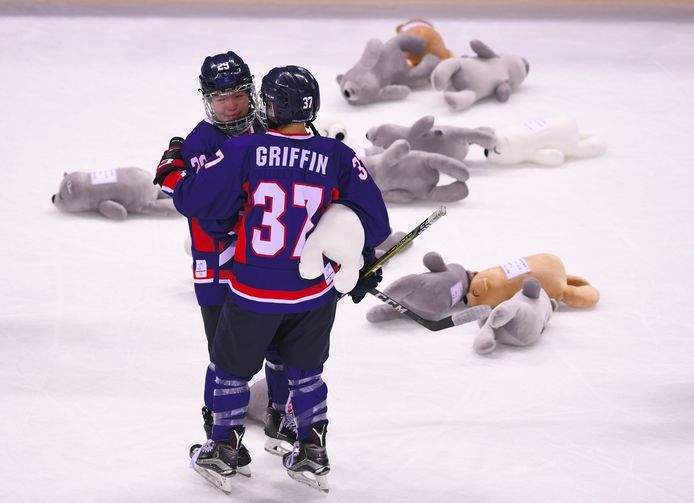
369;287;492;332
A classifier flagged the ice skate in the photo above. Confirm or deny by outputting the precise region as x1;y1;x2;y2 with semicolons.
190;427;250;492
264;406;297;456
283;422;330;493
190;408;251;477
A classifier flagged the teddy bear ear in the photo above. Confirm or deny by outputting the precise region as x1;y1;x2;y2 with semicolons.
336;74;344;84
63;172;68;177
410;115;435;138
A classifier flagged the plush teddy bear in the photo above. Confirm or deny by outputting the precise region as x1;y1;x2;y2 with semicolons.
431;39;529;111
314;115;347;142
367;251;472;323
246;376;269;424
366;115;496;164
395;18;454;67
484;117;607;166
299;203;365;293
473;277;558;354
337;34;441;105
361;139;470;203
52;167;177;221
466;253;599;309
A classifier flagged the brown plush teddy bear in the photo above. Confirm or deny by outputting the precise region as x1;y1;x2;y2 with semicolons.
396;18;454;67
466;253;599;309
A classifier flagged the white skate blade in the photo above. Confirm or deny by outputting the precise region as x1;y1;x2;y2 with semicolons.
287;469;330;493
193;464;236;494
264;437;294;456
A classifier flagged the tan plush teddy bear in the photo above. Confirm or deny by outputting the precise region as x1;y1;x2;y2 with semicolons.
466;253;599;309
396;18;454;67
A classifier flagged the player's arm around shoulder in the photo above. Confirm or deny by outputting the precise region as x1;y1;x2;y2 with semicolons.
170;137;252;220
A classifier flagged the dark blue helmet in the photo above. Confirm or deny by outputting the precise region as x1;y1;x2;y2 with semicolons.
198;51;258;136
260;65;320;126
199;51;253;95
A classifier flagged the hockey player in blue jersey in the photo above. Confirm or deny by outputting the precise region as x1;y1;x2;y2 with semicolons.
155;51;295;470
155;65;390;493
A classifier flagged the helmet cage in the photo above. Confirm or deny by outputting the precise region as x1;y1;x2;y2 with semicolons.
202;82;258;136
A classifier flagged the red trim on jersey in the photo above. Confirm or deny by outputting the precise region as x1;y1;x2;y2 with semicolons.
266;129;312;139
162;171;185;192
191;218;215;252
234;181;252;264
227;270;331;301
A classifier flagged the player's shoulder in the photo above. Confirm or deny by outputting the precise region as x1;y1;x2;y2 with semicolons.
186;119;215;140
220;130;262;155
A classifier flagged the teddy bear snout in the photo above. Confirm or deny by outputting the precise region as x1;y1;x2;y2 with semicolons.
343;89;352;99
483;149;489;157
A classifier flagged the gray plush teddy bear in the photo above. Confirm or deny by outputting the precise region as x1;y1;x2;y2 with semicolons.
473;277;558;355
366;115;497;164
361;139;470;203
431;39;529;111
337;34;441;105
367;251;472;323
52;167;177;220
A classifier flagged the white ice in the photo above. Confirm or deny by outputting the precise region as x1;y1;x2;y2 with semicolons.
2;10;694;503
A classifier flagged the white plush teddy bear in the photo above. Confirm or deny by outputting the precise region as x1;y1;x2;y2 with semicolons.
314;115;347;142
473;277;558;355
485;117;607;166
299;203;365;293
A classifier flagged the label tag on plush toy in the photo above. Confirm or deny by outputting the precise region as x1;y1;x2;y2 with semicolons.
90;169;118;185
323;263;335;285
501;258;531;279
523;118;549;134
450;280;464;307
194;260;208;279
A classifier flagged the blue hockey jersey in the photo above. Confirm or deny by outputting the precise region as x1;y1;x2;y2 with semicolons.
181;118;265;306
162;129;390;314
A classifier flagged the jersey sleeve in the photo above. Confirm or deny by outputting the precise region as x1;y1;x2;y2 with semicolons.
165;140;248;221
334;143;391;250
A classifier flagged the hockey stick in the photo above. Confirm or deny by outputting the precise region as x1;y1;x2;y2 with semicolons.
337;206;447;300
368;287;492;332
363;205;447;276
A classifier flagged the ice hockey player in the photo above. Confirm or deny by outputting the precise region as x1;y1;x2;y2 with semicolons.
154;65;390;493
155;51;295;472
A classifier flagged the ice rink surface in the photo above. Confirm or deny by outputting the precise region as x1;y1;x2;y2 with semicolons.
2;9;694;503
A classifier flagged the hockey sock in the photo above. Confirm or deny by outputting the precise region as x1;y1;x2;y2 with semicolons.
203;362;215;410
211;366;250;443
265;347;290;412
285;364;328;442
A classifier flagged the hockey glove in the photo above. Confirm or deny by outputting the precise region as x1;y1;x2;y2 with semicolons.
153;136;185;186
348;265;383;304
